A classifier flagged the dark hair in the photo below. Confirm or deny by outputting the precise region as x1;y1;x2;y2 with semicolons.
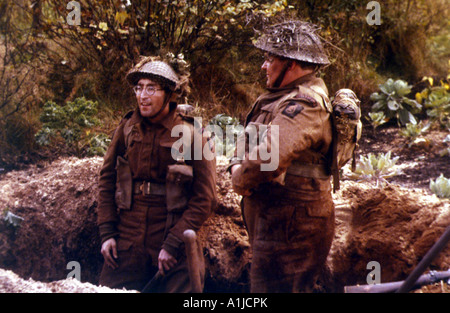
270;53;321;73
295;60;321;72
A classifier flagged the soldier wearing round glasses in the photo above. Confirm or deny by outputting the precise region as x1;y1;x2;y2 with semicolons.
96;56;217;292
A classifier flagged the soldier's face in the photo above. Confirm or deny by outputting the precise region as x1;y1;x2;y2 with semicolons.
261;53;287;88
135;78;167;119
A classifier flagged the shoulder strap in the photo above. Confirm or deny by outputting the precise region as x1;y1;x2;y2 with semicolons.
309;85;340;192
123;117;134;150
309;85;333;113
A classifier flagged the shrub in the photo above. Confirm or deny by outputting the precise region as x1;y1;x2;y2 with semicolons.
370;78;422;125
421;85;450;128
366;111;389;133
345;151;400;187
399;122;431;147
35;97;108;156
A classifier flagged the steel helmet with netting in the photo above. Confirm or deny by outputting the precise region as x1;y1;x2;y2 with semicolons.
126;58;180;90
254;20;330;66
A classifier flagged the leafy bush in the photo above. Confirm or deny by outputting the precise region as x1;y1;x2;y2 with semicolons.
35;97;108;156
370;78;422;125
420;85;450;128
87;133;111;157
345;151;400;187
366;111;389;132
430;174;450;198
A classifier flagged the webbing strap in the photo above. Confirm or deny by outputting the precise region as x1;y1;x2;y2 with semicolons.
286;162;331;180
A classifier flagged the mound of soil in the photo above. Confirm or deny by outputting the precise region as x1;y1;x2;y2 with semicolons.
329;181;450;292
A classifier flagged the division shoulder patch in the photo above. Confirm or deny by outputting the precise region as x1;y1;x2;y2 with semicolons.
282;101;304;118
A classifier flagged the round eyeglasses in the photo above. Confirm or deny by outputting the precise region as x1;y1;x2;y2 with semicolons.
133;85;163;96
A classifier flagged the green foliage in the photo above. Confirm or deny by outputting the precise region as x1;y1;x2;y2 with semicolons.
87;133;111;157
422;86;450;128
399;122;431;147
430;174;450;198
370;78;422;125
366;111;389;131
345;151;400;187
35;0;291;103
35;97;107;156
209;113;240;133
208;113;243;158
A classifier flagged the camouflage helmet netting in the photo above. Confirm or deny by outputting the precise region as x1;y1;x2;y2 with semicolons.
126;53;190;97
254;20;330;65
126;59;180;89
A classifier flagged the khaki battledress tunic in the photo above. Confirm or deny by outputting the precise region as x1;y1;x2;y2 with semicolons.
97;108;217;292
231;73;335;292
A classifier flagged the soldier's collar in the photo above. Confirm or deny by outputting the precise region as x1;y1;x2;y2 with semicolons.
128;107;177;131
267;72;317;92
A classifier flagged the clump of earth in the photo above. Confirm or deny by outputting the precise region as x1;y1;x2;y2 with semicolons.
0;124;449;293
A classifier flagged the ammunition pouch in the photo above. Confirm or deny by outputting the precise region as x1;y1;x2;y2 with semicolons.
115;156;133;210
165;162;194;213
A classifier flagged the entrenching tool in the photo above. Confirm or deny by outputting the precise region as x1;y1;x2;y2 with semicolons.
344;270;450;293
141;229;203;293
183;229;203;293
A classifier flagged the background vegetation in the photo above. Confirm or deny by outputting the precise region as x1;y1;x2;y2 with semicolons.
0;0;449;169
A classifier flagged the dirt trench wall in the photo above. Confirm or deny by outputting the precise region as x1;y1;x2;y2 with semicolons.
0;156;449;292
0;157;250;292
328;182;450;291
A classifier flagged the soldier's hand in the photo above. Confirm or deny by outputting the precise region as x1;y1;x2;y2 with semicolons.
230;164;241;175
158;249;177;275
231;165;252;196
101;238;118;269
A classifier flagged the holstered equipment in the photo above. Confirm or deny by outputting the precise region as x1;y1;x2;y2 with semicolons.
115;156;133;210
164;159;194;240
165;159;194;213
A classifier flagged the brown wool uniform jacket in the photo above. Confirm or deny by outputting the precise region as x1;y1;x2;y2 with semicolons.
97;108;217;258
231;73;333;200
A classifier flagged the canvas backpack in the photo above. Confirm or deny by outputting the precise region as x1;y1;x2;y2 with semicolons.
312;87;362;192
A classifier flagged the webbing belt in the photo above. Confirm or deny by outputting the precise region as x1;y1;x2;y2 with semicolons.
286;162;331;180
133;181;166;196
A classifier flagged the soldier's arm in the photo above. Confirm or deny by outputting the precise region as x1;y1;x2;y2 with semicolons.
231;98;329;193
97;121;127;243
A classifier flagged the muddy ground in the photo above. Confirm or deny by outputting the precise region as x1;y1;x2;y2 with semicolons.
0;123;449;293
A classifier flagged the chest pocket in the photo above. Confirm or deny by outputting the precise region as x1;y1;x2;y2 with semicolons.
255;102;277;124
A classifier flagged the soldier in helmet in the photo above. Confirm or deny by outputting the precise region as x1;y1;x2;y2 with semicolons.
229;20;335;292
97;55;217;292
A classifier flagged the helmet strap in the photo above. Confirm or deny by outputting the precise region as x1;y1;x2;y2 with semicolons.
272;59;293;88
